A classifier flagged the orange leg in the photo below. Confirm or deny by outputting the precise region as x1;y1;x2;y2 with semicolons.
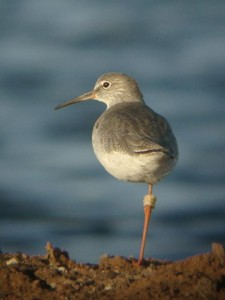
137;184;156;265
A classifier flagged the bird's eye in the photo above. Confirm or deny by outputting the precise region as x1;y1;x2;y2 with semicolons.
102;81;111;88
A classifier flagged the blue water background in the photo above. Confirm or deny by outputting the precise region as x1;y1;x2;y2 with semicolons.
0;1;225;263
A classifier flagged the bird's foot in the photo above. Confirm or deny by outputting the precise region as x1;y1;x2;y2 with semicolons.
132;258;146;267
143;194;156;208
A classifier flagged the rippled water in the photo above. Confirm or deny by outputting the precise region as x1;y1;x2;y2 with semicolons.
0;1;225;262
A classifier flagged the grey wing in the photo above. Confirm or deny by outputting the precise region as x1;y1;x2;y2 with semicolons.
101;105;177;158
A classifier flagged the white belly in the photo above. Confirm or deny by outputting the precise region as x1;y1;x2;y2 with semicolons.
92;148;176;184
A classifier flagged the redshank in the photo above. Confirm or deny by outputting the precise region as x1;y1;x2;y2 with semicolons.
55;72;178;265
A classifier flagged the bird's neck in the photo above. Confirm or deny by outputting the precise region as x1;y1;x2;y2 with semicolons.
105;95;145;109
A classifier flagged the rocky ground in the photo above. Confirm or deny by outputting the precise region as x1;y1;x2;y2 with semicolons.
0;242;225;300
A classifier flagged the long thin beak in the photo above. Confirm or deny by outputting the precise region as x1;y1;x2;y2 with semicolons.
54;90;95;110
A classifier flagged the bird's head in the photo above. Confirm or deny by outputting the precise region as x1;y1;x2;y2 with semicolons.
55;72;144;110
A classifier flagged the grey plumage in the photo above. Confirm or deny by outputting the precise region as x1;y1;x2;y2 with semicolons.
55;72;179;264
93;102;177;158
55;72;178;184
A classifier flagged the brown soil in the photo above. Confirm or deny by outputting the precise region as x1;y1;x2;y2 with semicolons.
0;243;225;300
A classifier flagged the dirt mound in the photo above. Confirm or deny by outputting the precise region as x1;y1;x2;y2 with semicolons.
0;243;225;299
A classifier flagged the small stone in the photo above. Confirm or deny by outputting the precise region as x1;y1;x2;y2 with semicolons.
104;284;112;290
58;266;66;273
212;243;225;265
49;282;56;289
6;257;18;265
32;280;41;288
